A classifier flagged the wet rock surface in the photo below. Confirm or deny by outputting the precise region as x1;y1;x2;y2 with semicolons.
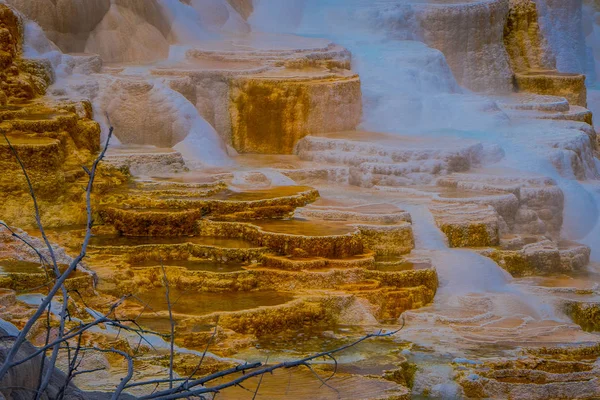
0;0;600;398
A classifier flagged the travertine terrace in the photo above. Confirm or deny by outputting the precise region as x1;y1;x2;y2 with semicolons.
1;0;600;398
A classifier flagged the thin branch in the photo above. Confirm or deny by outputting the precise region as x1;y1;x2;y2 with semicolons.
302;362;338;396
0;132;60;269
0;124;113;383
1;129;70;400
176;317;219;390
0;222;51;276
160;261;175;389
252;355;269;400
72;367;107;377
140;320;406;400
0;114;409;400
76;347;133;400
109;348;133;400
133;363;261;395
7;296;127;370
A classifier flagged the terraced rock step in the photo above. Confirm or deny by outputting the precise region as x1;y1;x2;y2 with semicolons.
0;134;62;169
105;32;362;155
0;258;93;291
511;106;592;125
261;253;375;271
211;368;411;400
496;93;593;125
113;263;437;339
432;171;565;241
430;202;500;247
0;102;101;199
514;70;587;107
196;218;414;258
88;234;267;264
0;229;96;293
495;94;570;112
183;33;351;69
103;146;187;175
63;166;439;352
564;300;600;332
297;131;491;187
407;0;513;92
129;258;248;273
511;272;600;331
456;349;600;399
479;238;591;277
100;187;320;235
295;203;412;224
230;69;361;154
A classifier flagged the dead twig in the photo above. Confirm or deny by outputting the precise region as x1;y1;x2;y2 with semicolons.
140;320;406;400
0;124;113;383
160;261;175;390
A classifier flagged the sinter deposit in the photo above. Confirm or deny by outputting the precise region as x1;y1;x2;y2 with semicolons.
1;0;600;398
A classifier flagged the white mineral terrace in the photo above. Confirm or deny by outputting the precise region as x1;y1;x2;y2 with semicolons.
2;0;600;399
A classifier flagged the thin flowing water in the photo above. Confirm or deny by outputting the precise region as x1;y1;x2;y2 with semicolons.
4;0;600;398
249;0;600;297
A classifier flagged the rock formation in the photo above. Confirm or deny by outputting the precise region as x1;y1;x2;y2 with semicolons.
0;0;599;398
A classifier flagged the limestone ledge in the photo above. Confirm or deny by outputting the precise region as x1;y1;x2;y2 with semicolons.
0;2;106;227
564;301;600;332
412;0;513;92
116;295;338;337
357;224;415;256
514;70;588;107
262;253;376;271
197;219;363;258
0;106;101;200
430;202;501;248
436;173;565;236
504;0;556;73
117;264;438;295
106;34;363;155
133;178;228;192
496;92;594;125
0;227;97;292
0;4;54;101
478;239;591;277
185;42;352;70
456;353;600;399
295;206;412;225
99;208;205;237
101;186;319;216
117;286;432;337
229;72;362;154
88;241;268;265
296;132;489;187
504;105;593;125
99;186;320;236
103;148;188;176
495;93;569;112
0;271;93;292
196;219;414;258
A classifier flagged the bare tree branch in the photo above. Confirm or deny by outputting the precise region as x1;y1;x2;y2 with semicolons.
1;129;71;400
251;355;269;400
108;348;133;400
139;320;406;400
160;261;175;390
0;222;51;277
0;124;113;383
0;114;409;400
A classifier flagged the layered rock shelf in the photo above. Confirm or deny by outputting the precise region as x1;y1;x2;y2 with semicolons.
94;33;362;155
410;0;514;92
0;0;600;398
514;70;588;107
